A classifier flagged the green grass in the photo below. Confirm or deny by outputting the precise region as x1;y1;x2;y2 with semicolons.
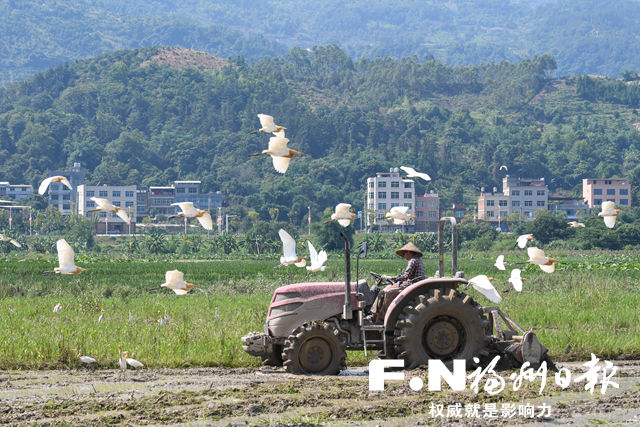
1;251;639;369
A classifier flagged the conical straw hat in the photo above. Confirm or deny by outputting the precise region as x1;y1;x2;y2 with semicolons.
396;242;423;258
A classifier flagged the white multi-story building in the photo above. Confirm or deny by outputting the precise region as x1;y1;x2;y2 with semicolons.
0;182;33;200
365;168;415;232
477;176;549;226
78;184;137;233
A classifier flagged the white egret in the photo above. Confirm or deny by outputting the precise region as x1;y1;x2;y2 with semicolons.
160;270;199;295
276;229;306;268
499;165;508;173
169;202;213;230
515;234;534;249
399;166;431;182
77;350;97;365
598;201;621;228
508;269;524;292
248;136;303;174
568;221;585;228
89;197;130;223
124;351;144;368
526;247;558;273
53;303;62;313
97;309;104;323
117;346;127;370
54;239;86;274
384;206;416;225
249;114;286;135
494;254;506;271
468;275;502;303
0;234;21;248
331;203;357;227
306;241;327;272
38;176;72;195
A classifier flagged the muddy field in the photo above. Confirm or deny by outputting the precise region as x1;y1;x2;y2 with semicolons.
2;361;640;426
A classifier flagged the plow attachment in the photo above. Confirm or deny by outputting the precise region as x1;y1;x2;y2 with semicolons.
482;306;556;371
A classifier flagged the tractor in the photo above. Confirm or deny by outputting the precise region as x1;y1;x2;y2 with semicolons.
242;217;552;374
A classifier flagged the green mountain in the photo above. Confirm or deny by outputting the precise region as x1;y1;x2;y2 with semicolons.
1;46;640;224
2;0;640;86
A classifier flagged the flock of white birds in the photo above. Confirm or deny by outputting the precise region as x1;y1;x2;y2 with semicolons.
467;201;622;304
10;113;624;367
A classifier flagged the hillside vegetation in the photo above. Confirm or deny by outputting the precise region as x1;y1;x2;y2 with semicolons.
2;0;640;86
1;46;640;225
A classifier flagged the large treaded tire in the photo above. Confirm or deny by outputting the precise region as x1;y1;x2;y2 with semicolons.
394;288;490;369
282;321;346;375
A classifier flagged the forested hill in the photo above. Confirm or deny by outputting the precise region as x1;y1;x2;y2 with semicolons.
2;0;640;86
1;46;640;224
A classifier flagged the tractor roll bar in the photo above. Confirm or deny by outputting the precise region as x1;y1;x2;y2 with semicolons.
340;232;353;320
437;217;458;278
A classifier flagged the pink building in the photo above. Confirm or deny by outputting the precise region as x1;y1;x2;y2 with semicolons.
415;192;439;232
582;178;631;208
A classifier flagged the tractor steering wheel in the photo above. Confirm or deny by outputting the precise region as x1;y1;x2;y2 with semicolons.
370;271;394;287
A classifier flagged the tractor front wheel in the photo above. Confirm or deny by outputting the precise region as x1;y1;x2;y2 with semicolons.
282;321;346;375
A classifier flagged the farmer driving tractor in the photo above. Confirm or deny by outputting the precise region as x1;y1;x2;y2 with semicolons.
368;242;426;323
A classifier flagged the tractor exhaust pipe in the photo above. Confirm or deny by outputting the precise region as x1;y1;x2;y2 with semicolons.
340;232;352;320
438;217;458;278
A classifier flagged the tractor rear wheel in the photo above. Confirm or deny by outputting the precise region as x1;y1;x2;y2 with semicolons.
282;321;346;375
394;289;490;369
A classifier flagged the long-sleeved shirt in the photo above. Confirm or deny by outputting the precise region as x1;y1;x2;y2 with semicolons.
391;256;426;284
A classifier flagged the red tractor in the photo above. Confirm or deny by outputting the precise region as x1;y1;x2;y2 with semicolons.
242;217;551;374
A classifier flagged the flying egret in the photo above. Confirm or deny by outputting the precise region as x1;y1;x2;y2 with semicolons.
331;203;357;227
117;346;127;370
248;136;303;174
276;229;306;268
526;247;557;273
249;114;286;135
0;234;21;248
160;270;199;295
306;241;327;272
508;269;524;292
598;201;621;228
54;239;86;274
89;197;131;223
124;351;144;368
169;202;213;230
494;254;506;271
53;303;62;313
399;166;431;182
567;221;585;228
38;176;72;195
499;165;508;173
515;234;534;249
468;275;502;303
77;350;97;365
384;206;416;225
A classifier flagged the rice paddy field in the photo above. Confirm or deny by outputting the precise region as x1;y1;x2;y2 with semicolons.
1;249;640;370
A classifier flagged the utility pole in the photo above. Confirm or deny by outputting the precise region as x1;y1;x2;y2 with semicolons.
225;214;237;234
